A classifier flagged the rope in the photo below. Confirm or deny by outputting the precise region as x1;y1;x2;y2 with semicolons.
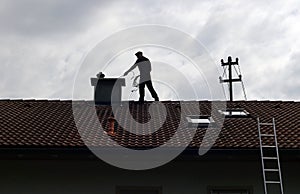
221;81;228;100
233;65;239;76
122;71;140;100
237;63;247;100
241;79;247;100
222;66;227;78
220;66;228;100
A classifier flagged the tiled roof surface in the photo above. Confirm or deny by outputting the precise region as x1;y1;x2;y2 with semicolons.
0;100;299;149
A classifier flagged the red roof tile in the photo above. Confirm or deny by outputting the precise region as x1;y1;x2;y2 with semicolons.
0;100;299;149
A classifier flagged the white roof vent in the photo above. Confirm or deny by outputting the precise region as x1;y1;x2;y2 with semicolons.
219;109;250;118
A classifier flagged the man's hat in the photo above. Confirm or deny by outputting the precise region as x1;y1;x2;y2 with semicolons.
135;51;143;56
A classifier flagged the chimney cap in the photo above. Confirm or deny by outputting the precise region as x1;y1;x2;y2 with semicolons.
96;72;105;79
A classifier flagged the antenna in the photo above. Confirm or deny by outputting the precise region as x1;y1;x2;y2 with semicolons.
219;56;247;101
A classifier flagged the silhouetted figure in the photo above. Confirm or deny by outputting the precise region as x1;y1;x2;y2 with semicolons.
124;51;159;102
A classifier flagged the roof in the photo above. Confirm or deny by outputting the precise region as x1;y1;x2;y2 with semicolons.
0;99;299;151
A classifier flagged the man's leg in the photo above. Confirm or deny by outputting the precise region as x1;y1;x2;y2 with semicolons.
145;81;159;101
139;82;146;102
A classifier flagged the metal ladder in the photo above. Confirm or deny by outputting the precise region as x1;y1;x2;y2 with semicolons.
257;118;284;194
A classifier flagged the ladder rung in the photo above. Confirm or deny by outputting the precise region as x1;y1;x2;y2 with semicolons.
265;181;281;184
261;134;274;137
262;145;276;148
263;157;278;160
260;123;273;126
264;169;279;172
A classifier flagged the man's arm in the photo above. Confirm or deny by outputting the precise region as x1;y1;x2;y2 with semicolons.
123;62;138;76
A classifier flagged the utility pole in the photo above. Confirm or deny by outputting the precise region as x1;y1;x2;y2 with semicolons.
219;56;242;101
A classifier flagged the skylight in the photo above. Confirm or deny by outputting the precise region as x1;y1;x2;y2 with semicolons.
186;115;215;127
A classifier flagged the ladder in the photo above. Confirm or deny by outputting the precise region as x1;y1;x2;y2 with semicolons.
257;118;284;194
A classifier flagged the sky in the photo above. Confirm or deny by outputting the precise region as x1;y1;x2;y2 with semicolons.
1;0;300;101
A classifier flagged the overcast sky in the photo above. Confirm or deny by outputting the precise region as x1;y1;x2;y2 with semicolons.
1;0;300;101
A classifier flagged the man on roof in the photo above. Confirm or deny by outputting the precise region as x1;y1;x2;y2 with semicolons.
123;51;159;102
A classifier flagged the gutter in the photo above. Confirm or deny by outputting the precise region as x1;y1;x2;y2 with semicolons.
0;147;299;161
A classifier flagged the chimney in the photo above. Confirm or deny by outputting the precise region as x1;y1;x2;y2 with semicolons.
107;117;116;136
91;72;126;104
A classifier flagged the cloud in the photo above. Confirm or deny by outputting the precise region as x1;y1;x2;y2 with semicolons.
0;0;107;38
0;0;300;100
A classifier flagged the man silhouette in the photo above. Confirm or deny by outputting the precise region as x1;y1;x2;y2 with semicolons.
124;51;159;102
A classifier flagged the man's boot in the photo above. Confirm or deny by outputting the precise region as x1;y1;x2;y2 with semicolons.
139;97;144;103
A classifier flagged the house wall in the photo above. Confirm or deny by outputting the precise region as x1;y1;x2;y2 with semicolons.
0;158;299;194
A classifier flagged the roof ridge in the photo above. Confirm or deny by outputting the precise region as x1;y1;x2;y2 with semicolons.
0;99;299;103
0;99;74;102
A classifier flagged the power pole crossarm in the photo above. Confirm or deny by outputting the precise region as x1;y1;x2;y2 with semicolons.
219;77;242;83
